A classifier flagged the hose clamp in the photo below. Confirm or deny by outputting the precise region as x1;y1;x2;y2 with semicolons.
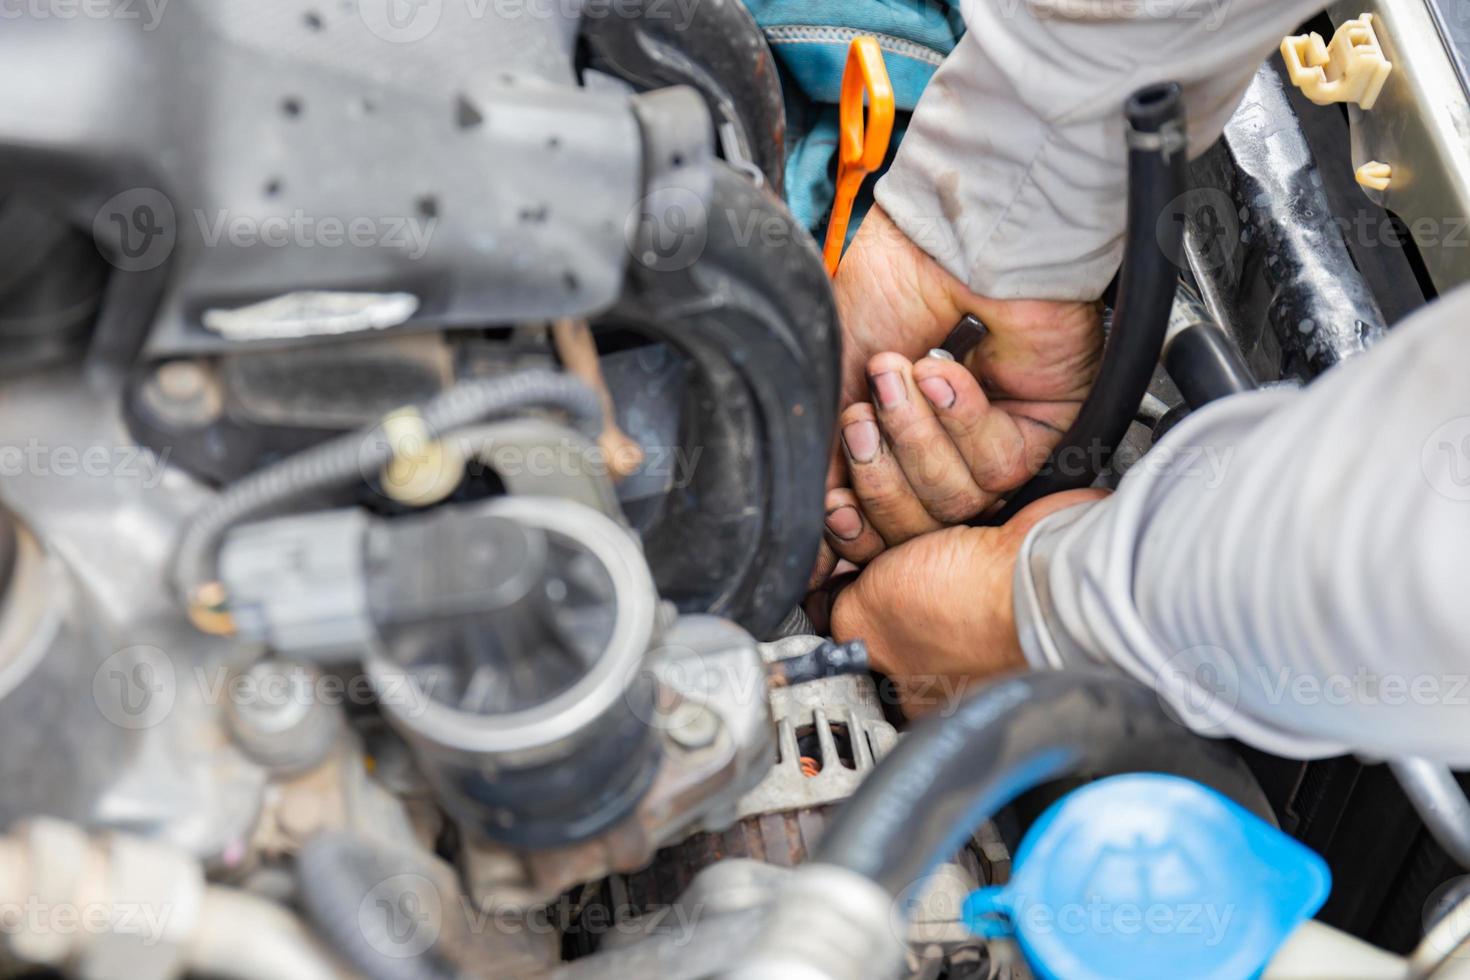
1127;119;1188;160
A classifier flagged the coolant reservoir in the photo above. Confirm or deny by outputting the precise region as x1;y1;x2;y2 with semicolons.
963;774;1330;980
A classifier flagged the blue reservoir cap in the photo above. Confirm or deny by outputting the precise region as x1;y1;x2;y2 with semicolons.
963;773;1330;980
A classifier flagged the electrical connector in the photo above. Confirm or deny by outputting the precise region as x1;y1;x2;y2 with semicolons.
1282;14;1393;110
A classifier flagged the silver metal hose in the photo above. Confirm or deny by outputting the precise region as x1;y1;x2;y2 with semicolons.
1391;758;1470;870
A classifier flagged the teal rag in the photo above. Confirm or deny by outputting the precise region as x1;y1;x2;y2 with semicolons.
741;1;963;243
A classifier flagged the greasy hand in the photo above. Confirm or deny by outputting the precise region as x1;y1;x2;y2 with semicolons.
830;491;1105;717
815;205;1102;582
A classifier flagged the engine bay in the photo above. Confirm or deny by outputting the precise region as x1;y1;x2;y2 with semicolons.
0;2;1467;979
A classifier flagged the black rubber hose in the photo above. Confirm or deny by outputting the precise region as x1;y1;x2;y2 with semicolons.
296;832;456;980
986;83;1187;524
768;604;816;639
766;639;869;688
1163;284;1258;407
813;670;1270;897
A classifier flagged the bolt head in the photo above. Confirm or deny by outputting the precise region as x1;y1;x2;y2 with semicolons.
664;703;720;750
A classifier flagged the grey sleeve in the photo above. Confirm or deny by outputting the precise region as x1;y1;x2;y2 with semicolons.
875;0;1328;301
1012;286;1470;765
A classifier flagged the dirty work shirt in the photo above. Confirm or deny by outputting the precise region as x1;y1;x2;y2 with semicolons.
876;0;1330;300
1015;284;1470;765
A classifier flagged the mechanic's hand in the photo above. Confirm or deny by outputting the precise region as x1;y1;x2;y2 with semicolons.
816;205;1102;581
829;490;1105;717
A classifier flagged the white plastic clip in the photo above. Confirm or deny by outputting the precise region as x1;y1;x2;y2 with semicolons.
379;408;465;507
1355;161;1393;191
1281;14;1393;110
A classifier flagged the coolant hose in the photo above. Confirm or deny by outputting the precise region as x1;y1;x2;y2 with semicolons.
728;671;1270;980
813;670;1269;897
296;832;457;980
171;370;600;607
1163;282;1258;408
989;83;1187;522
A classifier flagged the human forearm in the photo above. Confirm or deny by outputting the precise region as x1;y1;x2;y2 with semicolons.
1015;287;1470;762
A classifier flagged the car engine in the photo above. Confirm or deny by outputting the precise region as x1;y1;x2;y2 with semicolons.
0;1;1467;979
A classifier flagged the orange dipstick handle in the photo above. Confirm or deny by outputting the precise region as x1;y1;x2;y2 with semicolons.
823;36;895;278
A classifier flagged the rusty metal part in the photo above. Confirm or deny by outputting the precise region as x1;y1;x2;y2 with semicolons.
139;359;225;429
459;616;774;908
739;637;899;819
551;639;1010;979
552;319;645;480
553;638;901;913
460;728;753;908
247;738;421;864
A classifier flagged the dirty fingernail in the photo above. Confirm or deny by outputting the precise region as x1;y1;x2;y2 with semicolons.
918;376;956;410
825;506;863;541
842;420;880;463
869;372;907;409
